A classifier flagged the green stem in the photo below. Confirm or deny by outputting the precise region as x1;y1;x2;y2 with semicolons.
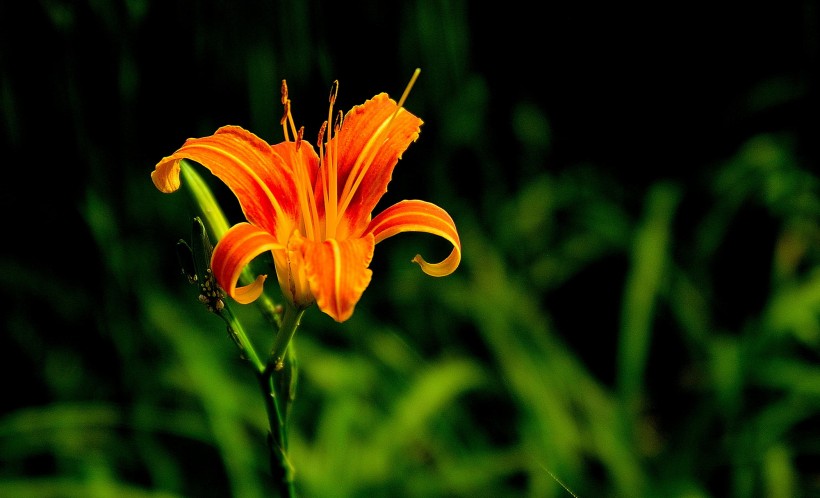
258;369;295;497
259;303;304;497
270;304;304;372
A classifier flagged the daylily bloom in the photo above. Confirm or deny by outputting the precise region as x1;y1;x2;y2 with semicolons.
152;74;461;322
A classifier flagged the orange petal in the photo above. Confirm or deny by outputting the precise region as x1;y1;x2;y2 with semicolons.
301;235;375;322
365;200;461;277
151;158;181;193
333;94;423;234
211;222;282;304
151;126;317;240
278;230;316;310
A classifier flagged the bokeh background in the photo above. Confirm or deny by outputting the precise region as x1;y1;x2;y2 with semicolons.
2;1;820;497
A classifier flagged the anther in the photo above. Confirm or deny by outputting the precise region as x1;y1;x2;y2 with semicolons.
334;110;344;132
317;121;327;149
329;80;339;105
296;126;304;150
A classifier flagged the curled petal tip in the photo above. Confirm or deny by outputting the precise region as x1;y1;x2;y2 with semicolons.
152;158;182;193
412;250;460;277
232;274;268;304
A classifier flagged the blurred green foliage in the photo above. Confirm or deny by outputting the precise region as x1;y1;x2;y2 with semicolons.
2;1;819;497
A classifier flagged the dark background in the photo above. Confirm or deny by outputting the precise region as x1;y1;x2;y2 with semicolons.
2;1;819;497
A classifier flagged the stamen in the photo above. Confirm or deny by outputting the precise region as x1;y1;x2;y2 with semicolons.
295;126;304;151
292;125;321;240
280;85;322;241
329;80;339;105
316;121;327;150
279;80;299;143
280;80;291;141
326;80;338;150
286;101;298;142
280;100;291;141
326;111;344;238
323;81;340;239
318;120;330;226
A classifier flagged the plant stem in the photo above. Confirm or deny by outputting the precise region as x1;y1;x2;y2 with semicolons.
259;303;304;497
270;304;304;371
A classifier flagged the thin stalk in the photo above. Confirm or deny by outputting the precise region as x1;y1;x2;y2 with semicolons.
270;304;304;371
259;303;304;497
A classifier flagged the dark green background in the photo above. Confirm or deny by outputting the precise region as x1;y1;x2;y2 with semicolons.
2;1;819;497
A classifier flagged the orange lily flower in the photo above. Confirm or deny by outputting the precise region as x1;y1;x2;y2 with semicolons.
152;72;461;322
